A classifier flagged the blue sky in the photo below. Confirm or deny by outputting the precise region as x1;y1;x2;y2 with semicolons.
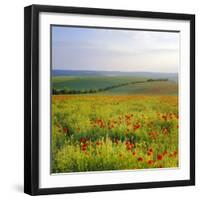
52;26;179;73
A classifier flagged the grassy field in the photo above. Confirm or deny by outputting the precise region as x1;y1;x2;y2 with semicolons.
52;76;148;90
51;76;178;173
52;76;178;95
104;81;178;95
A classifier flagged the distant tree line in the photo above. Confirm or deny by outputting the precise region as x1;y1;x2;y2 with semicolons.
52;79;168;95
147;78;168;82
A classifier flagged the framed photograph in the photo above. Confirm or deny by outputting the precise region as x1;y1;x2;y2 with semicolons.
24;4;195;195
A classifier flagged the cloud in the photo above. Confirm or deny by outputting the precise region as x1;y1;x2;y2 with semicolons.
52;26;179;73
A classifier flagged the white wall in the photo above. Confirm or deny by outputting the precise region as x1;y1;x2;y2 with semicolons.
0;0;199;199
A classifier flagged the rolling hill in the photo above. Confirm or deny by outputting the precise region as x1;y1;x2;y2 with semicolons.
52;70;178;96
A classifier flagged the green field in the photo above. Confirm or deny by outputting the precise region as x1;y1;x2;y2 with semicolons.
52;76;178;95
52;76;147;90
51;75;179;173
104;81;178;95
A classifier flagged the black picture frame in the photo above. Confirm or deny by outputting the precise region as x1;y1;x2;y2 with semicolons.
24;4;195;196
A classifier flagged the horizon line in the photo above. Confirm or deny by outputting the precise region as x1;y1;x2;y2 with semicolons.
53;69;178;74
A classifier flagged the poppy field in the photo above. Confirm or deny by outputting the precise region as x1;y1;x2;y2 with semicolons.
51;94;179;173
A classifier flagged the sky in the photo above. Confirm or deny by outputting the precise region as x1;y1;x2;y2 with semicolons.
52;26;179;73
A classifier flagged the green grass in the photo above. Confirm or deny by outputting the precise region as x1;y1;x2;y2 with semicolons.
52;76;178;96
52;76;147;90
52;76;178;95
103;81;178;95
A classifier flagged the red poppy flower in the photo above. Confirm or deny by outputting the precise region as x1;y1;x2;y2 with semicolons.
147;160;154;165
125;140;130;145
81;145;87;151
80;137;87;143
157;154;163;160
137;157;143;162
82;143;87;147
134;124;141;131
149;148;153;153
127;146;131;151
147;152;152;156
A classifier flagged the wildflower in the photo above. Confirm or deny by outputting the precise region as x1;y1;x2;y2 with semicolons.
149;148;153;153
148;131;158;139
137;157;143;162
125;115;131;120
125;140;130;145
163;150;168;155
132;151;137;157
81;144;87;151
157;154;163;161
126;142;134;151
80;137;87;143
147;160;154;165
162;115;167;120
134;124;141;131
63;127;68;134
147;152;152;156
